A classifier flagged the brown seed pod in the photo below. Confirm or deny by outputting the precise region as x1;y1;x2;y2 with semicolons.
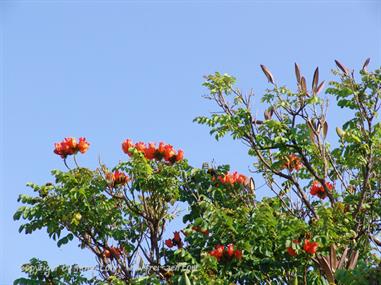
312;67;319;90
260;64;275;84
362;57;370;71
334;60;350;76
294;63;301;84
264;107;274;120
336;127;345;138
315;81;325;95
323;121;328;139
246;177;255;196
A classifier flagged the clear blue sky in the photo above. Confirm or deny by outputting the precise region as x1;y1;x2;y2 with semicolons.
1;0;380;283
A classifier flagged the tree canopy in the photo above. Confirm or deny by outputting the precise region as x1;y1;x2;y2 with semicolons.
14;60;381;284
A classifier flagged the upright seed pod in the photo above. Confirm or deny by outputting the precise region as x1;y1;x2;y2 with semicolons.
260;64;275;85
334;60;350;76
336;127;345;138
316;81;325;95
264;107;274;120
323;121;328;139
312;67;319;91
295;63;301;84
246;177;255;197
362;57;370;72
300;76;307;93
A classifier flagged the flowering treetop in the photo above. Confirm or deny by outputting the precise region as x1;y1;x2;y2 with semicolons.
14;60;381;285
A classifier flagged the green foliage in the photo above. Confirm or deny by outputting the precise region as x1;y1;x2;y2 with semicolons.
14;258;98;285
336;261;381;285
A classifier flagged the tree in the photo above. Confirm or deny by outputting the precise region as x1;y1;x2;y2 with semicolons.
14;60;381;284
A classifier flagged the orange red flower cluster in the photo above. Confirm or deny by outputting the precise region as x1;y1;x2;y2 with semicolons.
287;239;318;256
286;240;300;256
106;170;130;188
122;139;184;163
310;181;333;199
102;245;124;260
209;244;242;262
165;231;183;249
303;239;319;254
54;137;90;159
214;171;247;187
283;154;303;171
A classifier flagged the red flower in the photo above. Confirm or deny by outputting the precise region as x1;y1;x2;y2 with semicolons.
326;182;334;191
135;142;146;153
54;137;89;159
227;243;234;257
218;175;227;184
144;143;156;160
112;170;129;186
310;181;333;199
77;137;90;154
210;245;225;260
165;239;173;248
234;249;243;260
283;154;303;171
215;245;225;257
287;247;297;256
235;173;246;185
210;244;242;262
173;231;181;243
165;231;183;249
158;142;166;154
122;140;184;163
175;150;184;162
163;144;176;161
103;246;123;259
310;181;321;196
303;239;318;254
102;249;111;259
209;250;219;259
109;246;122;259
64;137;77;151
54;142;67;158
216;171;247;187
122;139;134;156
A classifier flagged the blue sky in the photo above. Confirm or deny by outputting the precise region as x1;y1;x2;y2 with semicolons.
1;0;380;283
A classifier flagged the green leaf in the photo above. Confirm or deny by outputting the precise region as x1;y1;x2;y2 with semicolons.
57;233;74;247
